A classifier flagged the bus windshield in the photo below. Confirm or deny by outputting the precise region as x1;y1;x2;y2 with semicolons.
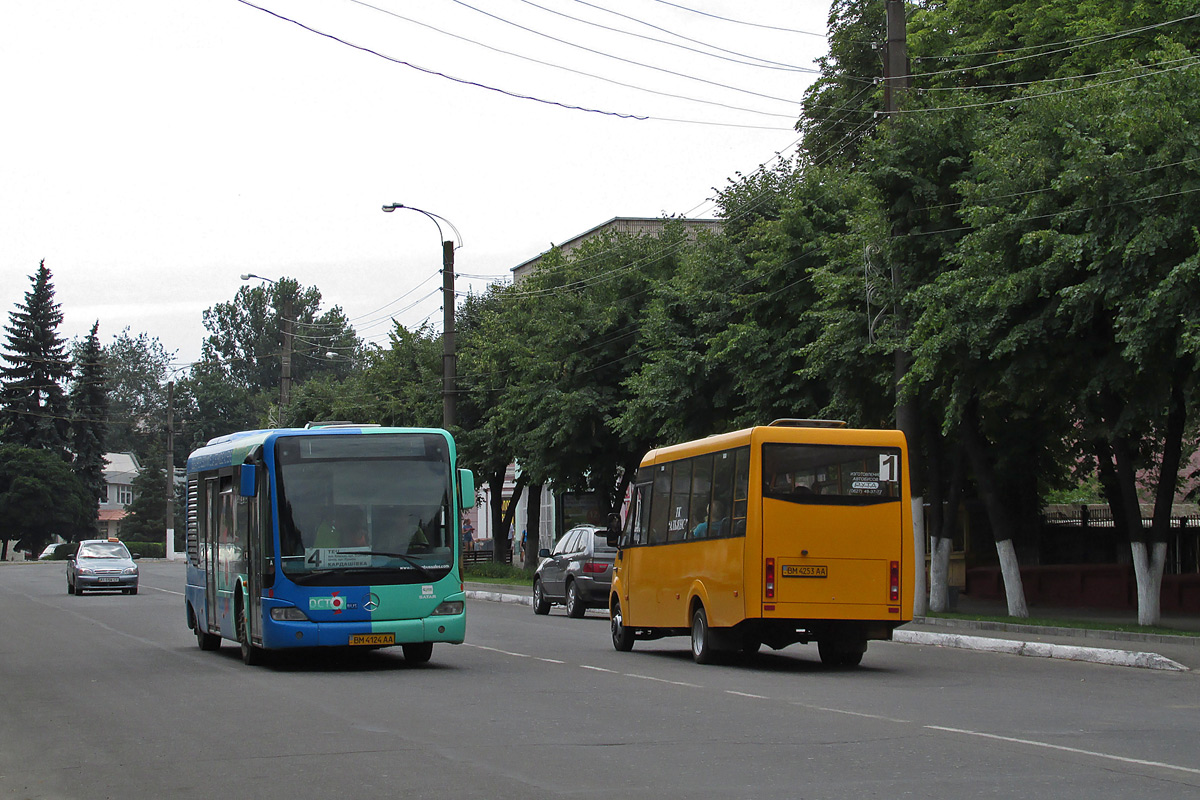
762;443;902;505
275;433;454;586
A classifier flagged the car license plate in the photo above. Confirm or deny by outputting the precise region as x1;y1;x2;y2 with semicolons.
782;564;827;578
349;633;394;646
98;577;119;583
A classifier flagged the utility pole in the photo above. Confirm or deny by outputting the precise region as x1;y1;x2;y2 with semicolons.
883;0;927;615
280;294;293;417
442;239;456;429
165;380;175;561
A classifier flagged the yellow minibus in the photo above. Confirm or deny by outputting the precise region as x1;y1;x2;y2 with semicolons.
608;420;912;666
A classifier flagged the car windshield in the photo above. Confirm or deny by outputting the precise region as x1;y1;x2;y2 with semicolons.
275;433;455;586
78;542;130;559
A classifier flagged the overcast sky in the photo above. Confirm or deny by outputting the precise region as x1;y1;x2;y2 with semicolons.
1;0;831;369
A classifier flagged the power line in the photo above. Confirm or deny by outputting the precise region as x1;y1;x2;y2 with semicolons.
233;0;648;120
342;0;800;121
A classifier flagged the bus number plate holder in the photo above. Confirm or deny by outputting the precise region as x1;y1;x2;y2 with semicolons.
782;565;827;578
350;633;395;646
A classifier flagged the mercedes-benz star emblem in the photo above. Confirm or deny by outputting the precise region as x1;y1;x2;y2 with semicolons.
363;593;380;612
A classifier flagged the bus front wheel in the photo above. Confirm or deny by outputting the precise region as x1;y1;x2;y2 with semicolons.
403;642;434;663
237;604;266;666
690;605;716;665
610;598;634;652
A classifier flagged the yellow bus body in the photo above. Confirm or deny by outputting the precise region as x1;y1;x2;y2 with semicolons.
610;422;913;665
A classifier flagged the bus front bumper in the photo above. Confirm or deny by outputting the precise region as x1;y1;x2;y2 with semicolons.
261;612;466;650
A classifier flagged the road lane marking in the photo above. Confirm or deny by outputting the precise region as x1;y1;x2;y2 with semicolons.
465;644;531;659
926;725;1200;777
727;690;769;699
626;673;702;688
581;665;618;673
802;704;909;723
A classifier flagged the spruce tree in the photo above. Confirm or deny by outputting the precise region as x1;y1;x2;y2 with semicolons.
70;321;109;506
0;262;72;454
121;450;165;542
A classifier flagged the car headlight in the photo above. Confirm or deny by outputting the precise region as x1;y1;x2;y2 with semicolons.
270;607;310;621
122;567;138;575
77;568;94;576
431;600;464;616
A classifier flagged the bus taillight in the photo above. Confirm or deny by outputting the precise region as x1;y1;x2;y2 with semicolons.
889;561;899;602
765;558;775;599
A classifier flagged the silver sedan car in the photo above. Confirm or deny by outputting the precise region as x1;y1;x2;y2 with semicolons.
67;539;140;595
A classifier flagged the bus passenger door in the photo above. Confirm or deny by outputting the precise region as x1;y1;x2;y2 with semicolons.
204;478;220;631
241;472;262;646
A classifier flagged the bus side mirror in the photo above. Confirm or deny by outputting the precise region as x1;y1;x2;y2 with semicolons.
458;469;476;509
239;464;258;498
605;513;621;548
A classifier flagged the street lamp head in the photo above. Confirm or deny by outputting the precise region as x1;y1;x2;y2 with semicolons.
239;273;252;280
382;203;406;213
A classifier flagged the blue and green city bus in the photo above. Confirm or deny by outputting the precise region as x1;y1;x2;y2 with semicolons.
184;423;475;665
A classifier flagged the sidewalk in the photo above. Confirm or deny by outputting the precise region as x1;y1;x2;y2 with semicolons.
464;581;1199;672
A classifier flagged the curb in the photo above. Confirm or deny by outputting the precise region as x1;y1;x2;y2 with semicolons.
895;630;1189;672
465;588;1190;672
912;614;1200;648
466;589;532;607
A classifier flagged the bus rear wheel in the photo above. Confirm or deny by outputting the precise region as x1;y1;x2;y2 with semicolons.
610;598;634;652
818;637;865;668
690;605;716;665
403;642;433;663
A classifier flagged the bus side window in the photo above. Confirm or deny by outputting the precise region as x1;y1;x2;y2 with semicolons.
732;447;750;537
667;460;692;543
625;484;649;545
648;464;672;545
711;451;735;539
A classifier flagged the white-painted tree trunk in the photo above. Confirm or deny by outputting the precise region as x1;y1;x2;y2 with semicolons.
1131;540;1168;627
911;497;927;616
928;536;953;613
995;538;1028;618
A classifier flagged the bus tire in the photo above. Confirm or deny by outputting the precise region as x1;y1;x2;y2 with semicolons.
403;642;434;663
532;579;551;615
193;609;221;651
610;598;635;652
238;603;266;666
818;637;865;668
565;581;585;618
691;605;716;665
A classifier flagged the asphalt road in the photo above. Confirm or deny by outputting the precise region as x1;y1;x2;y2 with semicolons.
2;560;1198;799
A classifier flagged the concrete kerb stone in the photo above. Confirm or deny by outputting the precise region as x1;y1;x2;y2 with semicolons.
895;629;1190;672
466;589;532;607
463;587;1190;672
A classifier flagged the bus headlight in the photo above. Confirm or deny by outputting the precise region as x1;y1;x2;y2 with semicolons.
431;600;464;616
270;607;310;621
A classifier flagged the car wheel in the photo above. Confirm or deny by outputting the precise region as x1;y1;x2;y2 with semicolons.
691;605;715;665
610;598;634;652
75;584;84;596
532;579;551;615
129;587;138;596
238;604;265;666
67;579;74;595
565;581;585;618
403;642;434;663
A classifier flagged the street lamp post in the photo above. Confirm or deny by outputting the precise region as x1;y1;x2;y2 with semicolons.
240;273;293;419
381;204;462;429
